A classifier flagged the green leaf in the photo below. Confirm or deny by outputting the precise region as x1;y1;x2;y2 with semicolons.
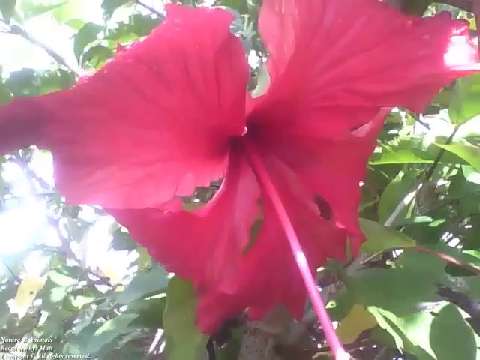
87;313;139;353
449;74;480;125
52;0;96;24
430;304;477;360
370;138;433;165
115;265;168;304
48;270;78;287
360;218;415;254
401;0;432;15
436;142;480;171
102;0;132;18
0;83;12;105
218;0;249;13
369;307;436;359
0;0;16;22
74;22;102;60
378;172;416;224
337;304;377;344
128;297;165;328
164;277;207;360
19;0;66;19
82;45;114;68
111;228;136;251
347;251;446;315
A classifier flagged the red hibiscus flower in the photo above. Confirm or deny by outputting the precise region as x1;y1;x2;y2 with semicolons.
0;1;478;358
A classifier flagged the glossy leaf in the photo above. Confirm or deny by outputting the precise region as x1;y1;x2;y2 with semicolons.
74;22;102;60
360;218;416;254
449;74;480;125
430;304;477;360
436;141;480;171
378;172;416;224
164;277;207;360
337;304;377;344
115;265;168;304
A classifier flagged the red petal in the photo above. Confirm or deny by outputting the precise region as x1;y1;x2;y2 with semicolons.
197;152;347;331
0;4;249;208
111;144;346;333
249;0;479;249
256;111;386;251
109;146;261;331
257;0;478;115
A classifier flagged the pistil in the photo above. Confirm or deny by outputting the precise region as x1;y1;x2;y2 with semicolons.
243;139;349;360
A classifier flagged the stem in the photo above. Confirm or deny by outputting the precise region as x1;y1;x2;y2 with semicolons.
361;245;480;275
0;20;78;75
384;125;460;227
243;140;349;360
135;0;164;17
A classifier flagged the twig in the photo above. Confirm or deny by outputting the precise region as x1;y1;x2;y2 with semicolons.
0;19;78;75
206;339;216;360
361;245;480;275
0;260;20;283
424;126;460;181
136;0;164;17
436;0;474;11
415;245;480;275
384;126;460;227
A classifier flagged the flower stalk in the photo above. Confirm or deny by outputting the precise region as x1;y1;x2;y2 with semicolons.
243;140;350;360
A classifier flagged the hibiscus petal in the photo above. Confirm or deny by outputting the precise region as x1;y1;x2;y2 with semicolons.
197;152;347;331
110;143;347;333
256;0;478;118
109;145;261;332
265;111;386;249
249;0;478;245
0;4;249;208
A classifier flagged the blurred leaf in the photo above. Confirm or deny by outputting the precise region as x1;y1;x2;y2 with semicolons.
360;218;415;254
82;45;114;68
14;276;46;317
87;313;138;353
115;265;168;304
347;251;446;315
164;277;207;360
400;0;432;15
111;228;136;251
19;0;66;19
5;68;74;96
430;304;476;360
436;141;480;171
74;22;102;60
128;297;165;328
136;247;152;271
369;307;435;359
0;0;16;22
0;83;12;105
48;270;77;287
378;172;416;224
337;304;377;344
218;0;249;13
102;0;132;18
0;283;17;327
449;74;480;125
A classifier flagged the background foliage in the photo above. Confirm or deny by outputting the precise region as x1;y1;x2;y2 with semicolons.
0;0;479;359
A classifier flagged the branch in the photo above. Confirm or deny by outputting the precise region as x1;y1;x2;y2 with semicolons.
135;0;164;17
438;286;480;335
436;0;474;11
0;20;78;75
361;245;480;275
384;126;460;227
